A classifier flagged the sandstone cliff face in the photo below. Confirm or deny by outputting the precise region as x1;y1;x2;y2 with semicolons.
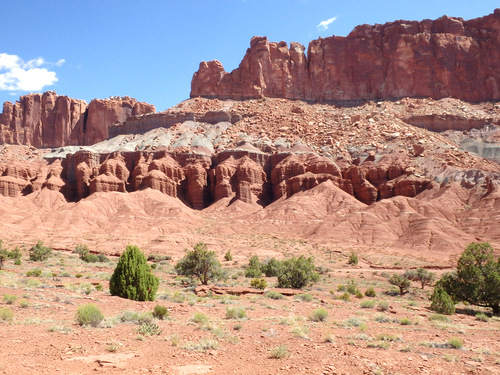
191;10;500;103
0;92;155;147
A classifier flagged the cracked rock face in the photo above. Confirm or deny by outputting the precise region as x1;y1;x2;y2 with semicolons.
191;10;500;103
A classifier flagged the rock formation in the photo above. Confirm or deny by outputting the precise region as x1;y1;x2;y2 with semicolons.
0;92;155;147
191;10;500;103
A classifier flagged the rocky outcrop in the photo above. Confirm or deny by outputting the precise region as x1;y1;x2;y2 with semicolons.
191;10;500;103
0;92;155;147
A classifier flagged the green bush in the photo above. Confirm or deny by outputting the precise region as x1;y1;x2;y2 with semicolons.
147;254;172;263
475;312;489;322
82;253;99;263
339;292;351;302
224;251;233;261
265;290;285;300
295;293;313;302
192;312;209;324
245;255;263;278
76;303;104;327
269;344;290;358
365;287;376;297
348;252;359;265
109;245;159;301
29;241;52;261
250;278;267;290
0;241;22;270
430;286;455;315
346;279;360;295
277;256;319;289
377;301;390;311
152;304;169;320
439;242;500;314
448;337;463;349
360;300;375;308
26;268;42;277
262;258;282;277
225;307;246;319
2;294;17;305
0;307;13;321
175;242;222;285
309;308;328;322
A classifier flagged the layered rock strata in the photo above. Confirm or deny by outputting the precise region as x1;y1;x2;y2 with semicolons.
0;92;155;147
191;10;500;103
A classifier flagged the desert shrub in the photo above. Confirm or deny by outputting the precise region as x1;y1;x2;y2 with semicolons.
76;303;104;327
75;273;83;278
360;300;375;308
250;278;267;290
389;274;411;295
346;279;360;295
152;304;169;320
277;256;319;289
0;241;22;270
2;294;17;305
147;254;172;263
439;242;500;314
82;253;99;263
428;314;451;322
265;290;284;300
137;322;162;336
400;318;412;325
26;268;42;277
29;241;52;261
225;306;246;319
295;293;313;302
348;252;359;265
365;287;376;297
120;311;153;324
262;257;282;277
475;312;489;322
19;300;30;308
339;292;351;302
0;307;13;321
309;308;328;322
430;286;455;315
448;337;463;349
192;312;209;324
109;245;159;301
269;344;290;358
405;267;436;289
377;301;390;311
175;242;222;285
245;255;263;278
73;244;89;257
224;250;233;261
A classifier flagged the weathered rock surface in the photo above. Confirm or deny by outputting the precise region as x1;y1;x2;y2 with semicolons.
191;10;500;103
0;92;155;147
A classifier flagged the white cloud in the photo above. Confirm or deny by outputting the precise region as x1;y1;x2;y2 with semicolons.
317;16;338;31
0;53;63;92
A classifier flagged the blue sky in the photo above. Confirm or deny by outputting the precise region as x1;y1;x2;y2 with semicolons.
0;1;498;111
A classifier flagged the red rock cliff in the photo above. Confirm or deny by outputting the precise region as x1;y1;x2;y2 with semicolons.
0;92;155;147
191;10;500;102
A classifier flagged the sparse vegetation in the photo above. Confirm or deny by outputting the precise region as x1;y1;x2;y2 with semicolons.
225;307;247;320
224;250;233;261
109;245;159;301
365;287;376;297
0;307;13;322
265;290;285;300
137;322;162;336
2;294;17;305
448;337;463;349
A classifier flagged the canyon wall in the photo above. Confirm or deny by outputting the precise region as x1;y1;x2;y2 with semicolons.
191;10;500;103
0;92;155;147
